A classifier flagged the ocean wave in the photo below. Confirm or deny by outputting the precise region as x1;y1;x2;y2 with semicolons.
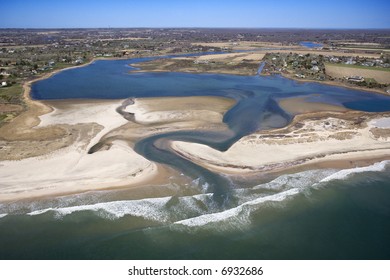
320;160;390;183
172;163;389;231
174;188;300;229
28;196;173;221
254;169;336;191
18;161;390;230
27;194;213;222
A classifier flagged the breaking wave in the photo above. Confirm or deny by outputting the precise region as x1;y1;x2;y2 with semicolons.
320;160;390;183
173;188;300;229
27;194;214;222
3;160;386;232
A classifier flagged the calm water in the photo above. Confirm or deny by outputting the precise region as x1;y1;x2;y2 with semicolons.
1;57;390;259
300;41;324;48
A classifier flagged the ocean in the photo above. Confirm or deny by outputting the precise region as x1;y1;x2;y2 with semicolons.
1;57;389;259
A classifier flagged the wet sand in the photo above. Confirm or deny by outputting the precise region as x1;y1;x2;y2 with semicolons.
278;96;348;114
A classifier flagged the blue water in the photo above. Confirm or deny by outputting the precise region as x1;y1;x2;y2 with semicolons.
300;41;323;48
32;58;390;114
1;165;389;259
1;56;389;260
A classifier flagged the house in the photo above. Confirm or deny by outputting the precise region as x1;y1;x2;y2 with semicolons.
346;76;364;82
194;60;209;65
362;62;374;67
311;65;320;72
345;58;356;65
329;57;339;63
75;59;84;64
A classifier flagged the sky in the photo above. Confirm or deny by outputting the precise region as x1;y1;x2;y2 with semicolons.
1;0;389;29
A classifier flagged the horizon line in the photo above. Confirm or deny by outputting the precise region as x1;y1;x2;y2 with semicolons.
1;26;390;30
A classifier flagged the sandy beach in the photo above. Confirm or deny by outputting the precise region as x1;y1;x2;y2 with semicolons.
0;98;159;202
171;110;390;175
0;91;235;202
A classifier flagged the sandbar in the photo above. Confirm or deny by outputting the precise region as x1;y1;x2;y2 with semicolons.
0;94;235;202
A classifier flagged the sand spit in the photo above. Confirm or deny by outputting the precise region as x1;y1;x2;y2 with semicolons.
125;96;234;125
172;112;390;175
38;100;129;150
278;96;348;115
0;95;236;202
0;99;158;202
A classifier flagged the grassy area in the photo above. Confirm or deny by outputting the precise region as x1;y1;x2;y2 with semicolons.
0;114;8;122
364;78;377;83
53;62;75;70
0;84;24;126
0;84;24;103
325;63;390;72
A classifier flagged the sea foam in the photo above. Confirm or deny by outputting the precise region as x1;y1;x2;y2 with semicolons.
174;188;300;228
320;160;390;183
28;196;173;221
21;161;390;230
255;169;336;191
27;194;213;222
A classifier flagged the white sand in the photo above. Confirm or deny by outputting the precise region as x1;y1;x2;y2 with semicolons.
0;100;157;201
38;100;129;150
0;96;234;202
172;116;390;174
125;99;225;124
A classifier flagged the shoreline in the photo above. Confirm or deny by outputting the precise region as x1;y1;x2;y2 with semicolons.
1;55;390;202
279;72;389;96
0;95;235;202
171;111;390;176
0;98;160;202
129;51;389;95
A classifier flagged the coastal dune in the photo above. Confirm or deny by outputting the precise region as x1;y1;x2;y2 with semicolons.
0;99;158;202
0;96;236;202
171;112;390;174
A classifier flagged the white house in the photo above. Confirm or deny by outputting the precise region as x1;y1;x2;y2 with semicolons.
347;76;364;82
